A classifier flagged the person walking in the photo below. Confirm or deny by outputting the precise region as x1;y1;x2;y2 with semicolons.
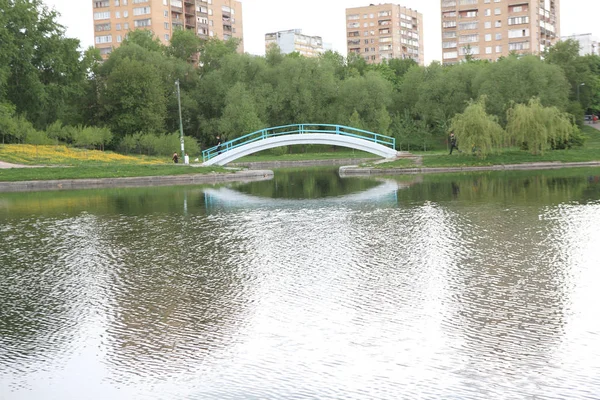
449;132;461;155
216;136;222;155
172;152;179;163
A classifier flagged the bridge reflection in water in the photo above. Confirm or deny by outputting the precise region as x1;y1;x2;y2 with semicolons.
203;178;421;211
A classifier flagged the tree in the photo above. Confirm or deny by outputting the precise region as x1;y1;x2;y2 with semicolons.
0;103;17;144
122;30;165;53
0;0;88;128
450;97;505;158
506;98;576;155
99;58;167;137
218;82;264;139
169;29;202;62
475;55;570;125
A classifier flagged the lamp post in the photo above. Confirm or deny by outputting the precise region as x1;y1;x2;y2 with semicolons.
577;82;585;102
175;79;185;159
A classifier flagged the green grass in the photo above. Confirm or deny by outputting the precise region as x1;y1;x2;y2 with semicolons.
0;164;230;182
375;126;600;169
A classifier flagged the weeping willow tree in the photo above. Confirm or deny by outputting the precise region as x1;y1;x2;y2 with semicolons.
506;98;575;155
449;96;505;158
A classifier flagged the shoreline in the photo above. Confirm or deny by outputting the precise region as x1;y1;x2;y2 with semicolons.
0;170;273;193
340;161;600;176
2;160;600;193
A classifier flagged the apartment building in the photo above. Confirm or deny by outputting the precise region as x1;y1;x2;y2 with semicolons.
265;29;325;58
441;0;559;64
560;33;599;56
346;4;424;65
92;0;244;59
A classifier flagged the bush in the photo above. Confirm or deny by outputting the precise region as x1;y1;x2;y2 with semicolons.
117;132;200;157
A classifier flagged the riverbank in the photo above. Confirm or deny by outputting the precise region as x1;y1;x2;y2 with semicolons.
340;161;600;177
0;169;273;193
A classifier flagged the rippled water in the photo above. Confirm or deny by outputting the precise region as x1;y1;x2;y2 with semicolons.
1;169;600;399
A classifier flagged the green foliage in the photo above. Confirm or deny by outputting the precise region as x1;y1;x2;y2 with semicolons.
506;98;577;155
117;132;199;157
476;55;570;124
0;0;89;128
100;57;167;136
169;29;202;61
122;30;165;53
218;82;264;139
0;103;17;143
450;97;505;158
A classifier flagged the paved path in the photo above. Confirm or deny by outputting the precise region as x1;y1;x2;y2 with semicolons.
587;122;600;131
0;161;42;169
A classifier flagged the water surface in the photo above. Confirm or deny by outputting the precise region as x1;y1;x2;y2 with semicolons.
1;168;600;399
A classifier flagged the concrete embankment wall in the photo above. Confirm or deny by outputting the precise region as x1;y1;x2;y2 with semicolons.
340;162;600;176
0;170;274;193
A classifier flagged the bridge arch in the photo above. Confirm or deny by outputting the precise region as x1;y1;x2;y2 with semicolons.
201;124;398;166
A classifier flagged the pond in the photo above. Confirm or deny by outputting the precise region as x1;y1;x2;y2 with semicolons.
1;167;600;399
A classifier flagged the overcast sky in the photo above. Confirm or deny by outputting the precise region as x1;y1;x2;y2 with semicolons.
45;0;598;64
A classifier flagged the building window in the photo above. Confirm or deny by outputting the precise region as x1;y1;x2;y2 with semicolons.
459;34;479;43
495;45;502;52
95;35;112;44
495;20;502;27
486;46;492;54
509;28;530;38
117;35;122;42
485;34;492;41
508;41;530;51
484;21;491;29
134;18;151;27
443;51;458;59
494;8;501;15
495;33;502;40
133;6;150;15
165;34;170;41
94;1;110;8
508;16;529;25
458;22;478;30
164;22;169;29
95;23;111;31
94;11;111;20
443;31;457;39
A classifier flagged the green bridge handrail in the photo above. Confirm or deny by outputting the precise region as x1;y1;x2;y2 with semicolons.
202;124;396;162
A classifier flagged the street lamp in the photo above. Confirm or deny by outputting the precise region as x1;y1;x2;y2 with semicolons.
577;82;585;102
175;79;185;160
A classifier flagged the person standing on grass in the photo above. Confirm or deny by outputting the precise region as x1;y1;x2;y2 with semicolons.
172;152;179;163
449;132;461;155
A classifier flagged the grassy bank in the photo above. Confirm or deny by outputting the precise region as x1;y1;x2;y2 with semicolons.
0;144;228;182
373;125;600;169
0;164;230;182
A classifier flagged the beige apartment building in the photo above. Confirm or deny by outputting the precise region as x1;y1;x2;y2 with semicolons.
346;4;424;65
441;0;559;64
92;0;243;59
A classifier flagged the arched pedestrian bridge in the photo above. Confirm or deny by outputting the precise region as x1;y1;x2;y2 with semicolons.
202;124;398;166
